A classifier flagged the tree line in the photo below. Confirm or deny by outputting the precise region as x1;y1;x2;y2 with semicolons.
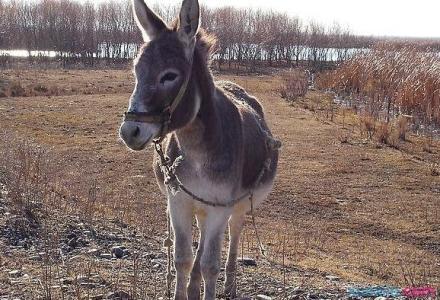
0;0;439;69
0;0;139;66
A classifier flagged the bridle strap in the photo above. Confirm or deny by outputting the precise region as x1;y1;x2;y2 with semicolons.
123;111;169;124
123;54;194;143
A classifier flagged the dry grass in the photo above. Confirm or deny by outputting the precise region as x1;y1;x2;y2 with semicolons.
0;69;134;98
397;116;410;141
0;135;169;299
431;163;440;177
376;122;390;144
360;115;376;140
0;69;439;298
357;114;423;149
317;45;440;129
279;69;309;101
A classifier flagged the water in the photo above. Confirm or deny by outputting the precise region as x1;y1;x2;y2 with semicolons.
0;49;58;58
0;46;365;62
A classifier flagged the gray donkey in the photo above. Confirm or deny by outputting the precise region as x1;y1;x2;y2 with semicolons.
119;0;279;299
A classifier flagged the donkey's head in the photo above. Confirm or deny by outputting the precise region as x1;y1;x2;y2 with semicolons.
120;0;200;151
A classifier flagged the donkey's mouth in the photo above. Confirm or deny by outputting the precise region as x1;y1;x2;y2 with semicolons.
126;135;152;151
138;138;153;151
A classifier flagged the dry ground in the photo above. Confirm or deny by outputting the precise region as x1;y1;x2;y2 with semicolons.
0;68;439;299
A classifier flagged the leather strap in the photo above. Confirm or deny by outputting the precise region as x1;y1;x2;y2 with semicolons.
124;110;169;124
123;55;194;142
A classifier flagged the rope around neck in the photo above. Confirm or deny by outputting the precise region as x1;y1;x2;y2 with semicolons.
158;132;281;297
153;133;281;208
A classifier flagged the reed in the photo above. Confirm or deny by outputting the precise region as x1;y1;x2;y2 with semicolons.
279;69;309;101
317;45;440;129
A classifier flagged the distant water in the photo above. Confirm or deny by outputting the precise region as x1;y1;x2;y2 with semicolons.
1;47;438;61
0;46;364;62
0;49;58;58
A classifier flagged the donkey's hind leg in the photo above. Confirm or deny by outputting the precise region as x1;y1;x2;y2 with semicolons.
224;213;245;299
188;214;206;300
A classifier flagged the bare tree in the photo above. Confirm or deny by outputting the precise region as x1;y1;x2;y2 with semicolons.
4;0;436;70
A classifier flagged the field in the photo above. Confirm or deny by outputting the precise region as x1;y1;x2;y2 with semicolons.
0;68;439;299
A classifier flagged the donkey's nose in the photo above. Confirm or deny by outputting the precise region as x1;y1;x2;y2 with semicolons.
120;123;140;141
132;126;140;138
119;121;158;151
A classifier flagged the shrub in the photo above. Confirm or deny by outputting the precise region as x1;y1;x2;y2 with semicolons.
360;115;376;139
33;84;49;93
376;122;390;144
387;130;401;149
0;78;8;97
280;69;308;101
317;45;440;128
9;81;26;97
397;116;410;141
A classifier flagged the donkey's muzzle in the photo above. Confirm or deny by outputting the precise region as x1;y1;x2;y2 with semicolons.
119;121;155;151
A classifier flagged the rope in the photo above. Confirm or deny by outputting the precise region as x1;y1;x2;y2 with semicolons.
164;202;173;299
250;191;266;257
153;134;280;208
154;129;281;298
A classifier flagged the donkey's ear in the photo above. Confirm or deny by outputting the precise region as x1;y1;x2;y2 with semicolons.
132;0;167;41
177;0;200;45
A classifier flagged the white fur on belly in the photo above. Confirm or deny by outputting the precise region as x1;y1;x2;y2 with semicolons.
174;174;274;217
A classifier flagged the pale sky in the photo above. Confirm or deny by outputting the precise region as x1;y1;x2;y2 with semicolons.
102;0;440;38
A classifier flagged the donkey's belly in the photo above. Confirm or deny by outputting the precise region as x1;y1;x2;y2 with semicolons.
180;173;275;216
181;175;237;206
232;181;275;216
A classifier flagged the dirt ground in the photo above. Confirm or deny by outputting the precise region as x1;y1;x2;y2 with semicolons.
0;68;439;299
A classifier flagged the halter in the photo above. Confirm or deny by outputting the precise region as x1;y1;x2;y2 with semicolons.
124;55;194;143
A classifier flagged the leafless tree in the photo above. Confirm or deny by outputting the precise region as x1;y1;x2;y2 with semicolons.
2;0;437;70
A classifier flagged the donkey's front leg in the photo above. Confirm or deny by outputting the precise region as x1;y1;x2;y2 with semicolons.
188;214;206;300
224;214;245;299
200;210;230;300
170;197;194;300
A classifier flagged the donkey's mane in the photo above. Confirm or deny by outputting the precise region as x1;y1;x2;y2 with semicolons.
170;20;217;64
195;29;217;64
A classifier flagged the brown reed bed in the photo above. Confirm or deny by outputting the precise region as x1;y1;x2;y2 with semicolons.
317;45;440;132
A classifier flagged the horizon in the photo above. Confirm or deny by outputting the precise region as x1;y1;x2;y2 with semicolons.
21;0;440;38
82;0;440;39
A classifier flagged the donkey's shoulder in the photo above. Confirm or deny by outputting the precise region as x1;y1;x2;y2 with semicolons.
216;81;265;117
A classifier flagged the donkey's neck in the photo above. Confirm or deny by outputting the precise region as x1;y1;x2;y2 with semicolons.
174;48;222;155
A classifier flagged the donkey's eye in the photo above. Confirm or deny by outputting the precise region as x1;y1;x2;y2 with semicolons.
160;72;178;84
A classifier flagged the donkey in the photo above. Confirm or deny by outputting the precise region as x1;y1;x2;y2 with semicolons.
119;0;279;299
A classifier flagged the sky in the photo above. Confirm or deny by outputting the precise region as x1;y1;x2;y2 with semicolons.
90;0;440;38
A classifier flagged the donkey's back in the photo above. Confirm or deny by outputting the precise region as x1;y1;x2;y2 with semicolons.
214;81;279;191
218;81;265;117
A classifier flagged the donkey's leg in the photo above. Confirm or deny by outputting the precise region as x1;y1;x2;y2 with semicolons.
200;210;230;300
170;197;194;300
224;213;245;299
187;214;206;300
